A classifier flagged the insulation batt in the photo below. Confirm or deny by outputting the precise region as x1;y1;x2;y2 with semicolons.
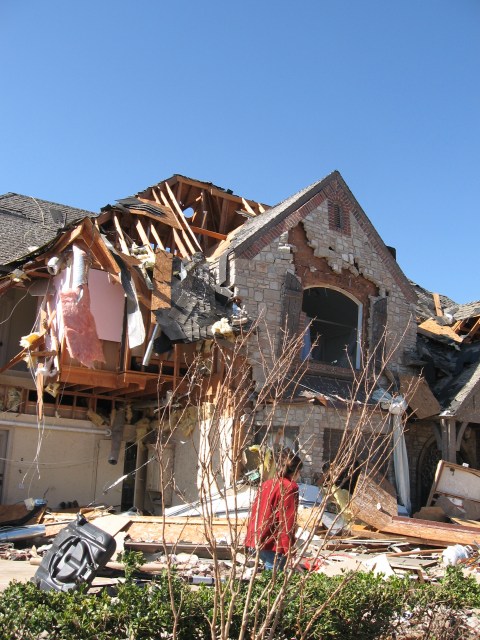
60;288;105;368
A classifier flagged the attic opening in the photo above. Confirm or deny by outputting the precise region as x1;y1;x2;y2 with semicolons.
302;287;362;369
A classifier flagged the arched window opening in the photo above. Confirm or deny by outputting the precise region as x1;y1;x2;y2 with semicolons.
302;287;361;368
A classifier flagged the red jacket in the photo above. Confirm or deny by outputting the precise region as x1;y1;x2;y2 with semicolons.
245;477;299;555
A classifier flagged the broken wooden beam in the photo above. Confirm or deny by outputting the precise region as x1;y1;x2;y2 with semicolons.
351;470;480;547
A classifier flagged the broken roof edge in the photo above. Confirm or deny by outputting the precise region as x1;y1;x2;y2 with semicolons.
216;170;417;304
0;192;98;218
0;216;118;287
133;173;269;209
0;214;99;276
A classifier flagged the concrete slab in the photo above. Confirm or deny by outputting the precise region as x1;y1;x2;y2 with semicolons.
0;559;37;591
0;559;119;592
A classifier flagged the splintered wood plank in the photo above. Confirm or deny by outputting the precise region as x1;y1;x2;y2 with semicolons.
91;515;131;537
432;293;443;316
81;218;122;275
157;191;190;255
451;518;480;529
172;228;189;258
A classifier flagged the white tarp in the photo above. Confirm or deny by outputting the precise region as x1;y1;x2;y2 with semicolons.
389;396;411;515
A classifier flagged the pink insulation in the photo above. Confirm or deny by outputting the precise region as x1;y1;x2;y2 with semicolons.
60;287;105;368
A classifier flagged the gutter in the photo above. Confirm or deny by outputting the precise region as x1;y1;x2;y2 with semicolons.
0;418;111;437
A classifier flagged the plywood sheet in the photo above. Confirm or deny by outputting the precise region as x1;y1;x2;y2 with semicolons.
399;374;441;419
152;250;173;318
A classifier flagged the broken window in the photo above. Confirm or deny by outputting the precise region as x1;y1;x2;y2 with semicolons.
302;287;361;368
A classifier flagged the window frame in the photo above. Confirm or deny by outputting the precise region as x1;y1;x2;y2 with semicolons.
302;285;363;370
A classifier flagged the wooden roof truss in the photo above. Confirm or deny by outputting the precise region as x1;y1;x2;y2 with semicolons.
97;175;267;260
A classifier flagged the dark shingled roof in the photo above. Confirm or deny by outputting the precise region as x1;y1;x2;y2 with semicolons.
409;281;457;321
0;193;95;267
444;301;480;321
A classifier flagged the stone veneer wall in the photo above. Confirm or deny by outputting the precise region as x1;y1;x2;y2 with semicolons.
227;181;418;484
253;403;391;482
230;192;417;384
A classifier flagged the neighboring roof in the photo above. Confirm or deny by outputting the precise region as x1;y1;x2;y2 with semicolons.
0;193;95;267
416;332;480;416
444;301;480;321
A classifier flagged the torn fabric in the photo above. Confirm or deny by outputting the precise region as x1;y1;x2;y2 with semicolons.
60;287;105;368
389;396;411;515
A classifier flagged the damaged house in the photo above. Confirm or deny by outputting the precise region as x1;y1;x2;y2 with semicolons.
0;173;479;517
0;179;265;513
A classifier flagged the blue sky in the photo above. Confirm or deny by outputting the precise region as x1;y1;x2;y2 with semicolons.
1;1;479;303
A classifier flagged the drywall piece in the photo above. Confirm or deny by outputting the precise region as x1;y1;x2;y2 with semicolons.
88;269;124;342
428;460;480;506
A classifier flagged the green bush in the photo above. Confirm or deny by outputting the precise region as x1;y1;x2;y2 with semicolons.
1;559;479;639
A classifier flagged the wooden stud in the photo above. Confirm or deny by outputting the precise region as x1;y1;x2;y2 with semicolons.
113;214;130;255
218;198;229;235
165;182;202;253
189;226;227;241
135;219;155;258
241;197;256;217
149;223;165;250
465;317;480;342
432;293;443;317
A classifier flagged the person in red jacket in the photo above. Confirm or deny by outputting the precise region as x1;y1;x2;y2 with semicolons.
245;449;303;571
